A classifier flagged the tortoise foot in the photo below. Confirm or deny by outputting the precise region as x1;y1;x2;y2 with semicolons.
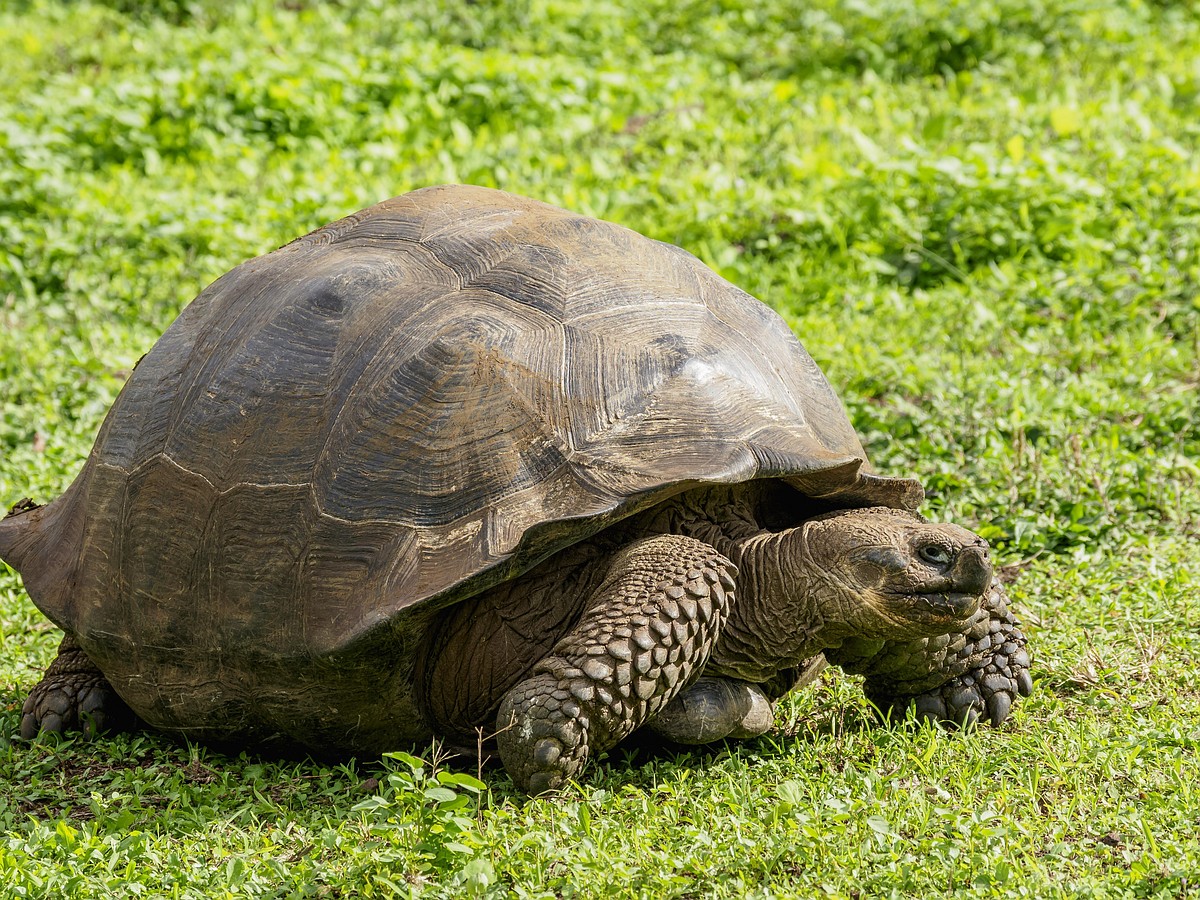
20;636;131;739
496;672;591;795
899;639;1033;729
872;604;1032;729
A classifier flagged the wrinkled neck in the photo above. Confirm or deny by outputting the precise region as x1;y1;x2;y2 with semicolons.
707;526;843;683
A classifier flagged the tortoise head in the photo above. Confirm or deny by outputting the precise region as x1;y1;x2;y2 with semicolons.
800;506;992;639
707;505;994;683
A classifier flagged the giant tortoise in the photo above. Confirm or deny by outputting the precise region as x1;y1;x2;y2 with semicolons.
1;185;1031;793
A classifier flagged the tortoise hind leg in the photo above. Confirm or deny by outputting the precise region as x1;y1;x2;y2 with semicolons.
495;535;736;794
21;634;134;739
645;658;827;745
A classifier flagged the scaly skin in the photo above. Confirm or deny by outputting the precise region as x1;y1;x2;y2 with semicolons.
496;506;1029;792
495;535;736;794
20;635;134;739
826;578;1032;727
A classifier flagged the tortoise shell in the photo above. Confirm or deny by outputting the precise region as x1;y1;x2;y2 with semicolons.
2;185;920;742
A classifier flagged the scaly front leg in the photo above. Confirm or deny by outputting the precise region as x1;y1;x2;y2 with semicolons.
826;578;1032;727
495;535;736;794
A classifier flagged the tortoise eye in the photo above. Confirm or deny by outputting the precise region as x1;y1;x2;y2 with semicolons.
918;544;953;566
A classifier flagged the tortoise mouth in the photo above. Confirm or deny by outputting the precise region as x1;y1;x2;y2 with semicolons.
872;587;982;637
910;590;981;621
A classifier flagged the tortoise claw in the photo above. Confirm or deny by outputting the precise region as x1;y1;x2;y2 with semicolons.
890;653;1029;730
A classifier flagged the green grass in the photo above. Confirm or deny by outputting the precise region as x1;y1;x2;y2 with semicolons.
1;0;1198;897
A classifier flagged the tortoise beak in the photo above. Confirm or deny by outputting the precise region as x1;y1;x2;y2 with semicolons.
951;542;992;597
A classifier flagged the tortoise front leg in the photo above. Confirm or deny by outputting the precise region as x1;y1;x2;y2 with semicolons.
495;535;735;794
826;578;1032;728
21;634;134;739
